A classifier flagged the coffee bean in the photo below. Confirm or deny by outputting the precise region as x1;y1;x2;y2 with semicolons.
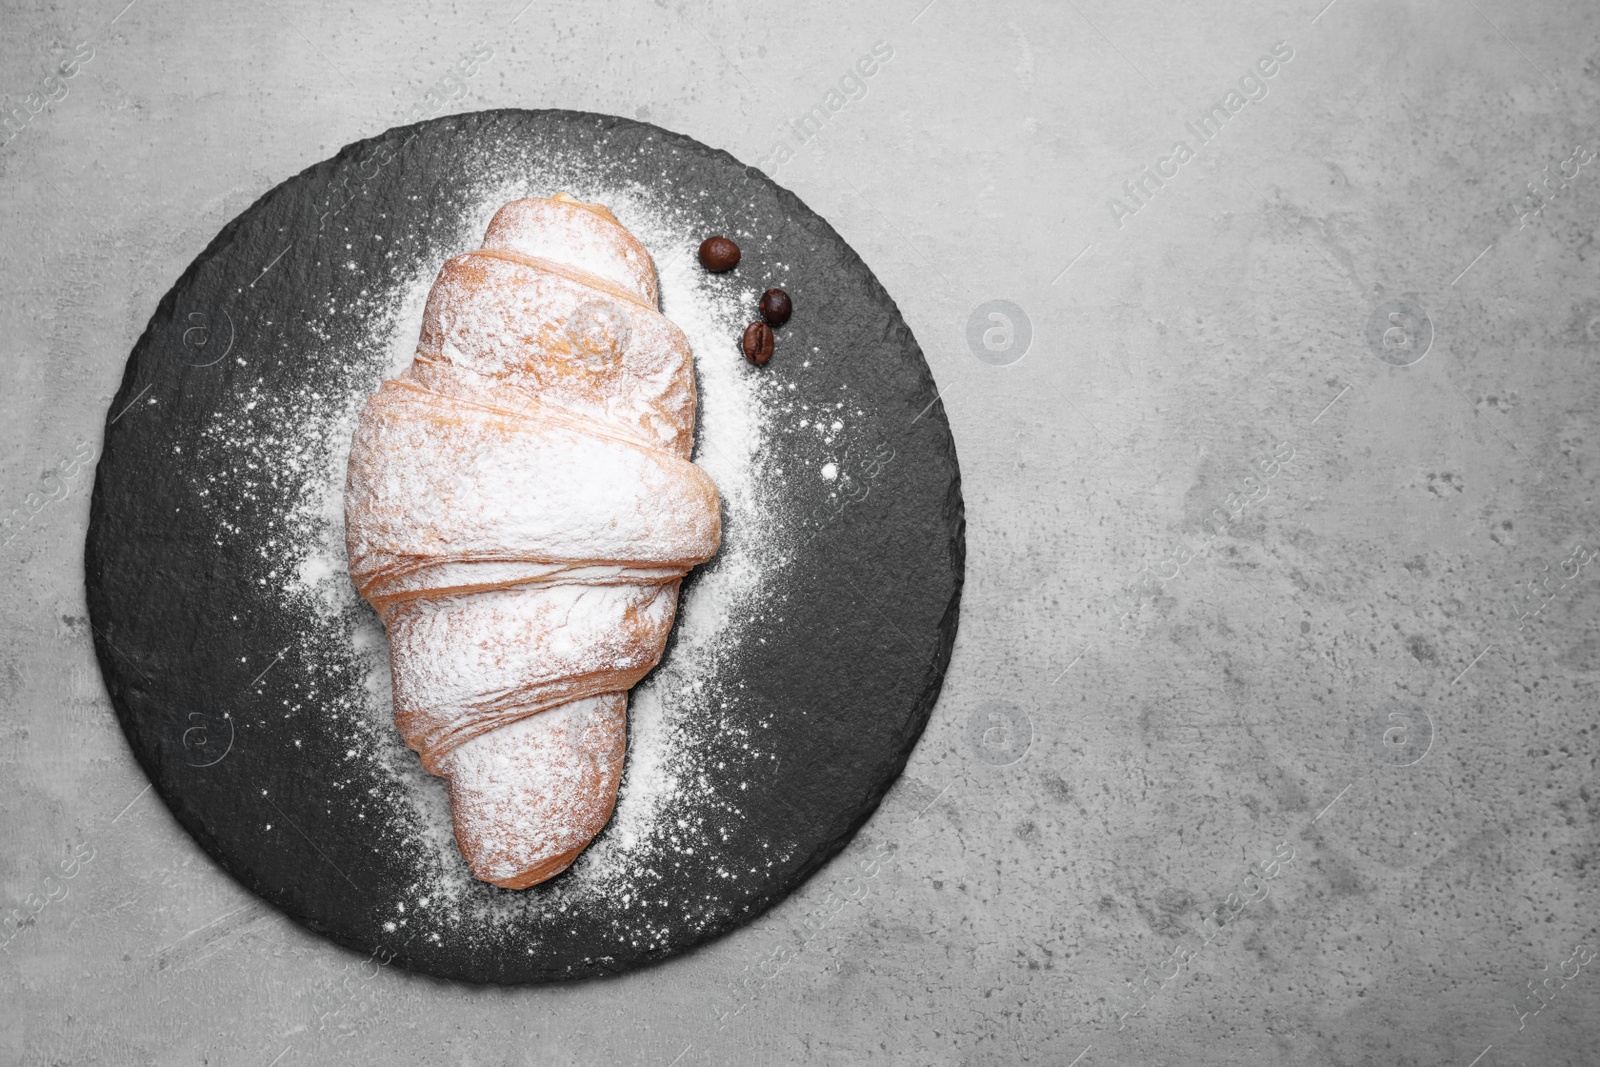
698;236;741;273
742;322;774;365
759;288;793;327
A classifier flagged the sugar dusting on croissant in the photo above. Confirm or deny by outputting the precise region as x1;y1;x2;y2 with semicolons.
344;193;722;888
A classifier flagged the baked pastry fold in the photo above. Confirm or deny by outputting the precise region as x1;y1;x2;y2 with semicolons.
345;194;721;888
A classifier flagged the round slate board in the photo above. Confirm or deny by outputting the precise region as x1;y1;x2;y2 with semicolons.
85;109;963;984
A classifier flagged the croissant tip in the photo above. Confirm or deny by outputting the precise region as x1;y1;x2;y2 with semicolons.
547;191;619;224
434;694;627;891
476;852;578;890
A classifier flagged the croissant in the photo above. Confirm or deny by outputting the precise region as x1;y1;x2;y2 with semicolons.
344;194;722;889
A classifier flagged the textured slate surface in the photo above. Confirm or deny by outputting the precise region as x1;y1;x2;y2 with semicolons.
83;109;964;984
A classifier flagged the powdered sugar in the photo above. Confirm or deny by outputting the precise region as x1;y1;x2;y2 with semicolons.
196;148;804;952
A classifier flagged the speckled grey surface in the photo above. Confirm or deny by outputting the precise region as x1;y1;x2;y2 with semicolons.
2;0;1598;1064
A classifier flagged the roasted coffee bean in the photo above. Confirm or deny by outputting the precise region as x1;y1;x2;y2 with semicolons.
759;287;793;327
697;236;741;273
742;321;775;365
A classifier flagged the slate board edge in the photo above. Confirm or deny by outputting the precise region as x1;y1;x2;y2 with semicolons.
85;108;965;985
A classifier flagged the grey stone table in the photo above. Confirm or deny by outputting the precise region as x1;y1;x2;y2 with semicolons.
1;0;1596;1064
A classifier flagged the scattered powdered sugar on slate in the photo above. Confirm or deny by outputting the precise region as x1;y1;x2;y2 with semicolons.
199;141;805;956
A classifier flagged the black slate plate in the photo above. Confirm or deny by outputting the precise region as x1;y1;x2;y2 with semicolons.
85;109;963;984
